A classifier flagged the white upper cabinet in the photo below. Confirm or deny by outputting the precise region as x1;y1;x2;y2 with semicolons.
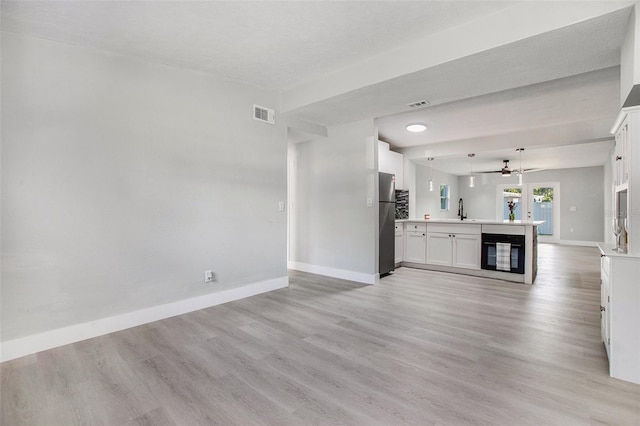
614;117;629;189
378;141;404;190
611;107;640;255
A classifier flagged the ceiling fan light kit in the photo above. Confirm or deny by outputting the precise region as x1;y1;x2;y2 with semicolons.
501;160;511;177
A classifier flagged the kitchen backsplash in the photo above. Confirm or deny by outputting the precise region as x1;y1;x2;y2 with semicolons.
395;190;409;219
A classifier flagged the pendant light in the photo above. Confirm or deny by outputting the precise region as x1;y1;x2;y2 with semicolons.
516;148;524;186
468;153;475;188
427;157;434;191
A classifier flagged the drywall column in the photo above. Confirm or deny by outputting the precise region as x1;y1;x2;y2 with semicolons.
288;119;378;284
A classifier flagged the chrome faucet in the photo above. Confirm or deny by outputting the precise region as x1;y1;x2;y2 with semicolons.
458;198;467;221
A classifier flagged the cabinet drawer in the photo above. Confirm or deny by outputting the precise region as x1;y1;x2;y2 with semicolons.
394;223;404;232
405;222;427;233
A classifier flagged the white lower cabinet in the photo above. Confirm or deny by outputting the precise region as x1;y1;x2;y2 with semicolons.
426;224;481;270
425;233;452;266
453;234;481;269
394;223;404;264
598;246;640;384
404;222;426;263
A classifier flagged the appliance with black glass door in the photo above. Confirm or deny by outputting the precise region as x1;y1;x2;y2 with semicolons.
379;172;395;276
481;233;525;274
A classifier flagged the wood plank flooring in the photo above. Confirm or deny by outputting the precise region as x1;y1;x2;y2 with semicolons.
2;244;639;425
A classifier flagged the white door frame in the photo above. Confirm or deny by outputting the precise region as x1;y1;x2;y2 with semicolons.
496;182;560;243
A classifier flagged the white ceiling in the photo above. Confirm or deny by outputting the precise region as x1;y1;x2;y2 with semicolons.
0;0;513;91
291;6;629;127
1;1;633;174
378;67;620;148
378;65;621;175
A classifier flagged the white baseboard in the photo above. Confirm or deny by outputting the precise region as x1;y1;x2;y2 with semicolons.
559;240;599;247
288;261;377;285
0;276;288;363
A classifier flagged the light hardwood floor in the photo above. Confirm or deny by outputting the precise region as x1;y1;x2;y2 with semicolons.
2;244;639;425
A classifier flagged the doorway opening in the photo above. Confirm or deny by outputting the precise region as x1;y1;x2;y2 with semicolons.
496;182;560;243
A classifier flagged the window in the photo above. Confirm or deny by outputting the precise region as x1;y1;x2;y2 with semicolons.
440;184;449;211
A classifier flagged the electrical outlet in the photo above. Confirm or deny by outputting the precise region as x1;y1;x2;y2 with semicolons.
278;201;285;212
204;270;214;283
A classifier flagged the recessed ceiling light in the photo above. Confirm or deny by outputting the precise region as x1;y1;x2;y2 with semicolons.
406;123;427;132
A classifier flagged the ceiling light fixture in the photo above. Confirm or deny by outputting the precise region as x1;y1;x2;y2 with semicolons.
468;153;475;188
406;123;427;133
427;157;434;191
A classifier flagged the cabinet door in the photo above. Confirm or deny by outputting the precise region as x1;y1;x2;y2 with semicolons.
389;151;404;190
453;234;481;270
601;269;610;357
615;122;629;187
394;225;404;264
426;233;452;266
405;232;426;263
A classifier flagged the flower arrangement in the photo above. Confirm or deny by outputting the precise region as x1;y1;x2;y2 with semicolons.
507;200;517;221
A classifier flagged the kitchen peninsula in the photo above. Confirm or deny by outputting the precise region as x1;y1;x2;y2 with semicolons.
394;219;543;284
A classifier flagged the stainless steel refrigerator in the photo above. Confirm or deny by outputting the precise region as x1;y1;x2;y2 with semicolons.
379;172;396;276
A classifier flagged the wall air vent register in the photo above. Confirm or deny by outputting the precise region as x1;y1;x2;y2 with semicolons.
253;104;275;124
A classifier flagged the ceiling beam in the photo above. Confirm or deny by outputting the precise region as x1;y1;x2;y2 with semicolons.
282;1;633;115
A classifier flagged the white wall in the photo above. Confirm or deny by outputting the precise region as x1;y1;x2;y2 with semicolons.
457;166;605;243
1;33;287;342
414;164;461;219
289;119;377;282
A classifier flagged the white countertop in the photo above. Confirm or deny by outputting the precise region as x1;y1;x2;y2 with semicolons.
395;219;544;226
597;242;640;259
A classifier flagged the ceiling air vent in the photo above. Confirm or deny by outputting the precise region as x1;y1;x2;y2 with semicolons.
407;100;430;108
253;104;275;124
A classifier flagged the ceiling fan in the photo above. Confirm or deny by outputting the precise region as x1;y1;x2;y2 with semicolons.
477;159;519;175
478;154;544;176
